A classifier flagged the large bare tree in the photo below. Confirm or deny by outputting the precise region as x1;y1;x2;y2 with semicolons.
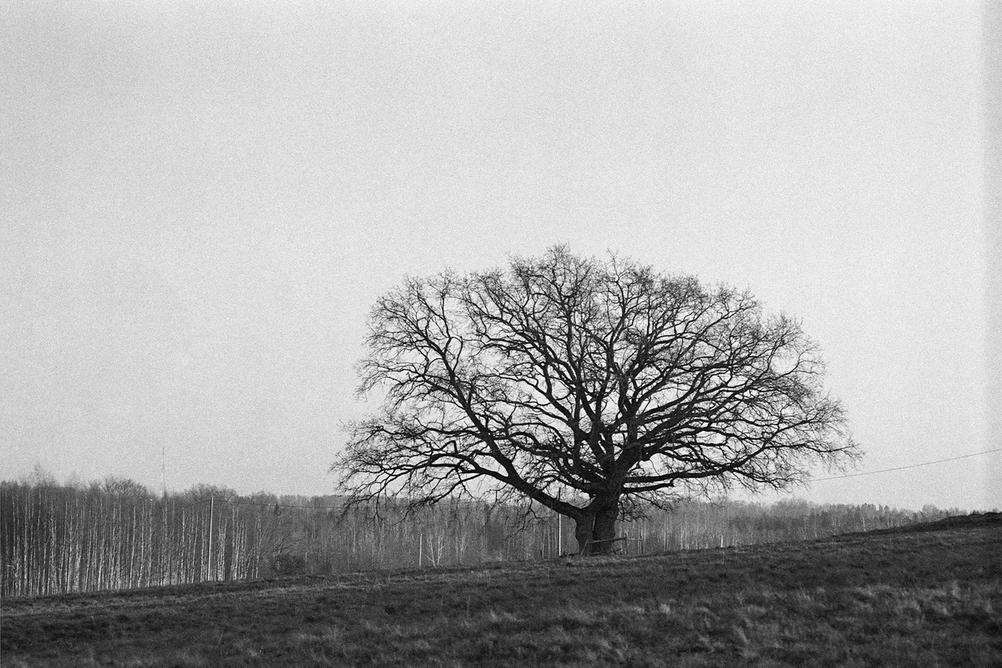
335;247;857;554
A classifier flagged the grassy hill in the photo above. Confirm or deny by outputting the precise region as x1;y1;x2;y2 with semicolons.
3;513;1000;666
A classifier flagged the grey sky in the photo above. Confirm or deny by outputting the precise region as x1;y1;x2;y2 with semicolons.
2;2;993;510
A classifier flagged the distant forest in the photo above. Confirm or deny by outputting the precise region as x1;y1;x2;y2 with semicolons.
1;475;961;598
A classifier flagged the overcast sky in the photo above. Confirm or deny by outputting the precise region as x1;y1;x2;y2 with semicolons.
3;1;995;511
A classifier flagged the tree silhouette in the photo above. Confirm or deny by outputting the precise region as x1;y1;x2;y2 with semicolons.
335;247;857;554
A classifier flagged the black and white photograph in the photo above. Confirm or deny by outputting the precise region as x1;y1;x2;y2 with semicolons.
3;1;1000;665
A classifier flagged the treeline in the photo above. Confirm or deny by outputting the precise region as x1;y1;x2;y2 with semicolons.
1;477;960;598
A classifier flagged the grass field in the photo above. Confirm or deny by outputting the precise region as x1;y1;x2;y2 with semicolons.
3;513;1000;666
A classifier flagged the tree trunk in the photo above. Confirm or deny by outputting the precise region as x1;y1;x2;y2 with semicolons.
574;513;594;555
573;496;620;556
591;504;618;554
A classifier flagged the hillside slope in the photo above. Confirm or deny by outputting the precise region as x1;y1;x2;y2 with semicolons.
3;515;1000;666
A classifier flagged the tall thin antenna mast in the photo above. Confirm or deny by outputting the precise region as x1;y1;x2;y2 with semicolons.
161;444;167;498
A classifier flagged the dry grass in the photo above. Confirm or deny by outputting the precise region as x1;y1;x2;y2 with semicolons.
3;514;1000;666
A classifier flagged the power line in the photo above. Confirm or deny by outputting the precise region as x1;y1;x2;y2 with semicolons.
811;447;1002;482
177;448;1002;507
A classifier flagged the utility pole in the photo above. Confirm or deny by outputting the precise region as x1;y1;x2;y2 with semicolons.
208;495;214;581
556;488;562;557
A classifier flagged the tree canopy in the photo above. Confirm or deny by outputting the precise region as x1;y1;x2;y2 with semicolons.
334;247;857;554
